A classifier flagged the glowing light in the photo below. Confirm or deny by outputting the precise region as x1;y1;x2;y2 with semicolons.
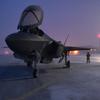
4;51;9;55
69;50;80;55
97;34;100;38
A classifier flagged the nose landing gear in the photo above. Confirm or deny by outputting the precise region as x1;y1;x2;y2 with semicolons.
26;60;38;78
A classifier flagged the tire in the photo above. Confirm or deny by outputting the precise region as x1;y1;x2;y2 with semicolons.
27;61;32;67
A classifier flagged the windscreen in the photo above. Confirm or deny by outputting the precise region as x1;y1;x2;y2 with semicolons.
21;12;38;26
17;5;43;29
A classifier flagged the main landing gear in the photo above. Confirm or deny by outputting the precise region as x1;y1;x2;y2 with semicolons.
65;60;70;68
65;53;70;68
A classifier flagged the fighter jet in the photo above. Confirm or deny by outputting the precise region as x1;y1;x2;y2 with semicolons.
5;5;90;78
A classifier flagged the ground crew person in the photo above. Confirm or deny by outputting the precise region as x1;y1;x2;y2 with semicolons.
86;52;91;63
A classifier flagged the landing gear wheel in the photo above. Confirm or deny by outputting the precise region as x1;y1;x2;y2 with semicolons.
66;60;70;68
27;61;32;67
33;68;37;78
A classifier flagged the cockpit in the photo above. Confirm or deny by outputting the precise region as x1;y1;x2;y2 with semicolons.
17;5;44;36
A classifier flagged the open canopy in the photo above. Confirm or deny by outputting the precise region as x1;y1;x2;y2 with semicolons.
17;5;43;29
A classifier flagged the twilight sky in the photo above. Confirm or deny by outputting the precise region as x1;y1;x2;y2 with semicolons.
1;0;100;47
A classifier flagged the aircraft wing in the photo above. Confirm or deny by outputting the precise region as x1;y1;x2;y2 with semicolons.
64;46;91;51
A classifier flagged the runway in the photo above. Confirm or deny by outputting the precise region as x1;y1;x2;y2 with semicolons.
1;55;100;100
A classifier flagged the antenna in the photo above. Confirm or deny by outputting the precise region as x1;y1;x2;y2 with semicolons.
64;33;70;46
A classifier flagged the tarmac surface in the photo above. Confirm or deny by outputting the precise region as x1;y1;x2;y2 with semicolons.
1;56;100;100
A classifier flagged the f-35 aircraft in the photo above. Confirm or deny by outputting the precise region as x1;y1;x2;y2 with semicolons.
5;5;90;78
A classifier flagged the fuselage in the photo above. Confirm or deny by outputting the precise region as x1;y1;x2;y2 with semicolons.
5;31;50;55
5;5;64;62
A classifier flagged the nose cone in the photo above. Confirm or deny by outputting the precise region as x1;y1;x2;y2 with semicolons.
5;33;18;53
5;32;28;54
5;34;12;46
5;32;49;55
5;32;30;54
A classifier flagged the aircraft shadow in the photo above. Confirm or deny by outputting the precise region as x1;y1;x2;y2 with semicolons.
0;65;47;81
49;66;68;70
